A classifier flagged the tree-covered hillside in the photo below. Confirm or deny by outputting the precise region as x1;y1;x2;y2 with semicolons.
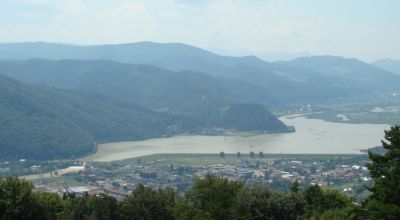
0;59;289;129
279;56;400;93
1;42;397;159
0;72;289;159
0;59;243;114
0;73;194;159
1;42;399;105
215;103;288;132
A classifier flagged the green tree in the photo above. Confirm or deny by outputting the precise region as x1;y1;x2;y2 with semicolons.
290;180;300;194
120;184;176;220
366;125;400;219
235;185;304;220
250;151;255;159
0;177;38;220
61;193;91;220
61;193;119;220
176;175;243;220
33;192;64;219
303;185;354;219
320;207;361;220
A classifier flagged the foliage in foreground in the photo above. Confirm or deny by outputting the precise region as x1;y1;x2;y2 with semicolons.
365;125;400;219
0;176;360;220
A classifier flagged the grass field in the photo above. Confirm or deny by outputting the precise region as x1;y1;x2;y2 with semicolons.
110;153;365;167
31;176;87;188
307;111;400;125
294;96;400;125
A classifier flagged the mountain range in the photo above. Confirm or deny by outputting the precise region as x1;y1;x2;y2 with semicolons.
0;42;399;159
0;73;191;159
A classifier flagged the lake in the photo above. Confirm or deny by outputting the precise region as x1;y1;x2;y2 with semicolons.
82;116;390;162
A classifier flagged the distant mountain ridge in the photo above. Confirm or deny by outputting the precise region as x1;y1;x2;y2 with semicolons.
0;41;250;71
0;59;290;125
1;42;398;100
277;56;400;93
0;59;244;115
373;59;400;75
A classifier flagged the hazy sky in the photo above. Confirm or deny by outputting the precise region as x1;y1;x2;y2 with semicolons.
0;0;399;61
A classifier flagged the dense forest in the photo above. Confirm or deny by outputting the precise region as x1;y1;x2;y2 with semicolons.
0;72;289;160
1;125;399;219
2;43;400;106
0;73;193;159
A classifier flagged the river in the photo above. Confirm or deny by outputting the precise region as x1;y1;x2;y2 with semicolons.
82;116;390;162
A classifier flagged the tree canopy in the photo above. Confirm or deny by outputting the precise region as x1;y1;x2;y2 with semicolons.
366;125;400;219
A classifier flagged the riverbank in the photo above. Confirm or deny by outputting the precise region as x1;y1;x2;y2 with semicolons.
82;116;389;162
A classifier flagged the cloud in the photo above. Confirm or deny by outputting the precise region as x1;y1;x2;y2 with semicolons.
0;0;399;61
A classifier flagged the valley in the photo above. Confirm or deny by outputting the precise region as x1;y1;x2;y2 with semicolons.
1;2;400;219
0;42;398;161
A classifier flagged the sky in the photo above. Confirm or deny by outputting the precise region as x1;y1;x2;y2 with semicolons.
0;0;399;61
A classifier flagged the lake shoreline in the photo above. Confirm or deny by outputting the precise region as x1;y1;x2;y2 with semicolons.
82;115;388;162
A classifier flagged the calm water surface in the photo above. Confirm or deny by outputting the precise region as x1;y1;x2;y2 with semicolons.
83;116;390;162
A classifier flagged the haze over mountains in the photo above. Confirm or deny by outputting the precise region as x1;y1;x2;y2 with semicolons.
373;59;400;76
2;42;399;102
0;42;399;159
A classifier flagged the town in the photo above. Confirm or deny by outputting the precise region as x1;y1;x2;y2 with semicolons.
0;153;373;201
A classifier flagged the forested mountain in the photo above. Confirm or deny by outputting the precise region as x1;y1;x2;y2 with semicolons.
1;55;399;112
1;42;399;103
0;70;289;159
278;56;400;93
0;73;197;159
373;58;400;75
0;42;258;74
0;59;247;116
1;42;399;159
215;103;288;132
